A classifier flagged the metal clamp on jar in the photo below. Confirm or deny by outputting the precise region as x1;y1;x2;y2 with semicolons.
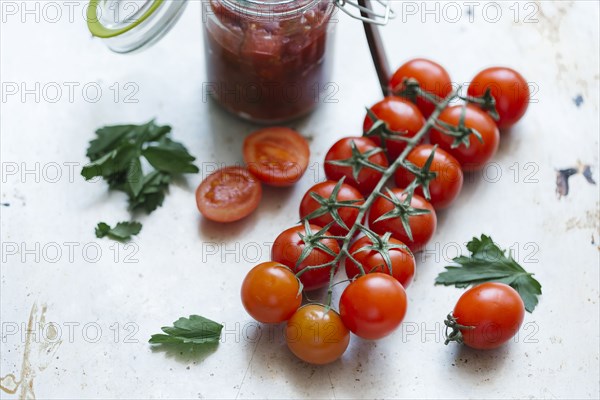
87;0;394;124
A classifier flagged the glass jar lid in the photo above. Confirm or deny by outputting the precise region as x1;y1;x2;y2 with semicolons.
87;0;394;53
87;0;188;53
218;0;327;18
335;0;395;25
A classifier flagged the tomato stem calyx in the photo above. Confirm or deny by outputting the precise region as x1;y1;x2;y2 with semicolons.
301;177;363;232
398;147;439;204
443;313;475;345
459;88;500;121
364;107;411;154
326;141;388;181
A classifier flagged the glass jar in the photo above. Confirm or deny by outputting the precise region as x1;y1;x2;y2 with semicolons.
202;0;336;123
88;0;392;123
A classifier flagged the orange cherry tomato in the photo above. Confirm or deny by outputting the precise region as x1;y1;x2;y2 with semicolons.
286;304;350;364
241;262;302;324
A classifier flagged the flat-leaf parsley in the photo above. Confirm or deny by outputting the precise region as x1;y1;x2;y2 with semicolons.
435;234;542;312
95;221;142;242
82;120;199;214
149;315;223;345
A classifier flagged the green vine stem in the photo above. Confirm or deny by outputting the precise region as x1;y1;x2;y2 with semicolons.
296;87;463;306
443;313;475;345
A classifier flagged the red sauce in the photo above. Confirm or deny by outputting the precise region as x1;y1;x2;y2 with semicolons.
203;0;335;123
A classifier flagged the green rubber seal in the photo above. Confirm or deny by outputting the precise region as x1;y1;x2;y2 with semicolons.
87;0;164;38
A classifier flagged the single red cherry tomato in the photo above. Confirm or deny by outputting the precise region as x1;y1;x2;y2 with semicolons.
299;180;364;237
368;189;437;253
430;105;500;172
344;236;415;288
394;144;463;209
467;67;530;130
195;166;262;223
243;127;310;187
389;58;453;118
241;262;302;323
363;96;426;160
324;137;388;195
339;273;407;340
272;224;340;291
286;304;350;364
449;282;525;350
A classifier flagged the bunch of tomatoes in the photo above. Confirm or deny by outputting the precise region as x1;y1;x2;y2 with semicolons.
196;59;530;364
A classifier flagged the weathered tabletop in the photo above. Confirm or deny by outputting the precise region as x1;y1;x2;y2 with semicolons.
1;1;599;399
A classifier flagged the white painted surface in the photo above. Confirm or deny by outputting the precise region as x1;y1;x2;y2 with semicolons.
1;1;599;399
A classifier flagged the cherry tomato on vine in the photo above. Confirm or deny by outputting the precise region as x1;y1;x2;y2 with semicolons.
467;67;530;130
286;304;350;364
394;144;463;209
344;236;415;288
243;127;310;187
272;224;340;291
448;282;525;350
241;262;302;323
430;105;500;172
195;166;262;223
362;96;426;160
339;273;407;340
368;189;437;253
299;181;364;236
389;58;453;118
324;137;389;195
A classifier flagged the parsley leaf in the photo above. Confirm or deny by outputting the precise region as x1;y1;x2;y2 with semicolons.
435;234;542;312
86;124;138;161
142;138;200;174
125;171;172;213
95;221;142;242
82;120;199;215
149;315;223;345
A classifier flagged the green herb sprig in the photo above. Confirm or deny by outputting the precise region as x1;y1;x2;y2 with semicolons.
149;315;223;345
82;120;199;239
435;234;542;312
95;221;142;242
82;120;198;213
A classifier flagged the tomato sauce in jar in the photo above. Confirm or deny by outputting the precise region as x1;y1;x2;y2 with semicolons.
203;0;336;123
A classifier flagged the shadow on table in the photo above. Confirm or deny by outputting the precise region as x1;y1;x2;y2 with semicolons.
195;98;315;241
196;184;298;241
233;324;391;398
446;343;512;377
233;322;350;397
150;342;219;365
497;125;522;157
